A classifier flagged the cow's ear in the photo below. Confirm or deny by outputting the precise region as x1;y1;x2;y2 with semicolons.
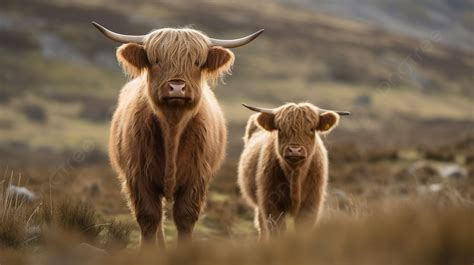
203;47;235;81
256;113;277;131
117;43;150;78
317;111;339;133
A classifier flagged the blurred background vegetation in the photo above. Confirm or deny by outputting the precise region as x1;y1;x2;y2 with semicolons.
0;0;473;263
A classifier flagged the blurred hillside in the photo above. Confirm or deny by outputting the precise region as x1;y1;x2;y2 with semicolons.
282;0;474;52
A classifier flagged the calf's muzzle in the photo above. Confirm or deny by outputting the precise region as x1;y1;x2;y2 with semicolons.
284;145;306;162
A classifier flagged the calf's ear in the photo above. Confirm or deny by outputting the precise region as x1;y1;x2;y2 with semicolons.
317;111;339;133
116;43;150;78
203;47;235;82
256;113;277;131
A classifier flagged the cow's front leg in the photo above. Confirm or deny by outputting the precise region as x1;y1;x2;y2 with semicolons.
127;178;165;249
173;184;206;244
134;195;165;248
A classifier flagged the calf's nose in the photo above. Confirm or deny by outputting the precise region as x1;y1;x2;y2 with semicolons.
288;146;303;156
284;145;306;162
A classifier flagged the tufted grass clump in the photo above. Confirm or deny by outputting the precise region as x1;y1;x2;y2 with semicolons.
0;170;132;251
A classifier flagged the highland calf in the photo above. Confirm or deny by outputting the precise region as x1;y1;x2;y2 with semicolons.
238;103;349;239
93;22;262;247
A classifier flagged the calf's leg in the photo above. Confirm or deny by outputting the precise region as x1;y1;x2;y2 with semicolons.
294;196;324;233
156;216;166;248
254;208;268;240
260;202;287;238
294;208;318;233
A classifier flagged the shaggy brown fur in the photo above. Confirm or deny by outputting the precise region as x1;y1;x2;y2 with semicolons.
237;103;340;239
109;28;235;247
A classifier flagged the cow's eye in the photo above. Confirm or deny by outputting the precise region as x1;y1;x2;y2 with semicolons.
195;61;201;67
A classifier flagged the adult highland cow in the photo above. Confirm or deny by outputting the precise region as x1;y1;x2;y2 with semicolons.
92;22;263;247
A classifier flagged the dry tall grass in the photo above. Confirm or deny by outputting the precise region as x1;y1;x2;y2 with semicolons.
0;170;132;256
91;188;472;265
1;168;472;265
0;170;33;249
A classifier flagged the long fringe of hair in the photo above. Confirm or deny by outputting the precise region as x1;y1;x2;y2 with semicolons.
144;28;233;85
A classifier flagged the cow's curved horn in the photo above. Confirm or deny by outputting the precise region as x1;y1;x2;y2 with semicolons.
319;109;351;116
242;103;274;114
92;22;145;44
210;29;264;48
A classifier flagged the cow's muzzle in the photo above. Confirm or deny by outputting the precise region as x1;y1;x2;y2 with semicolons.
162;80;193;103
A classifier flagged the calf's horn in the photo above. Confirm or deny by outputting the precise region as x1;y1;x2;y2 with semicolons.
242;103;274;114
319;109;351;116
242;104;350;116
92;22;263;48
